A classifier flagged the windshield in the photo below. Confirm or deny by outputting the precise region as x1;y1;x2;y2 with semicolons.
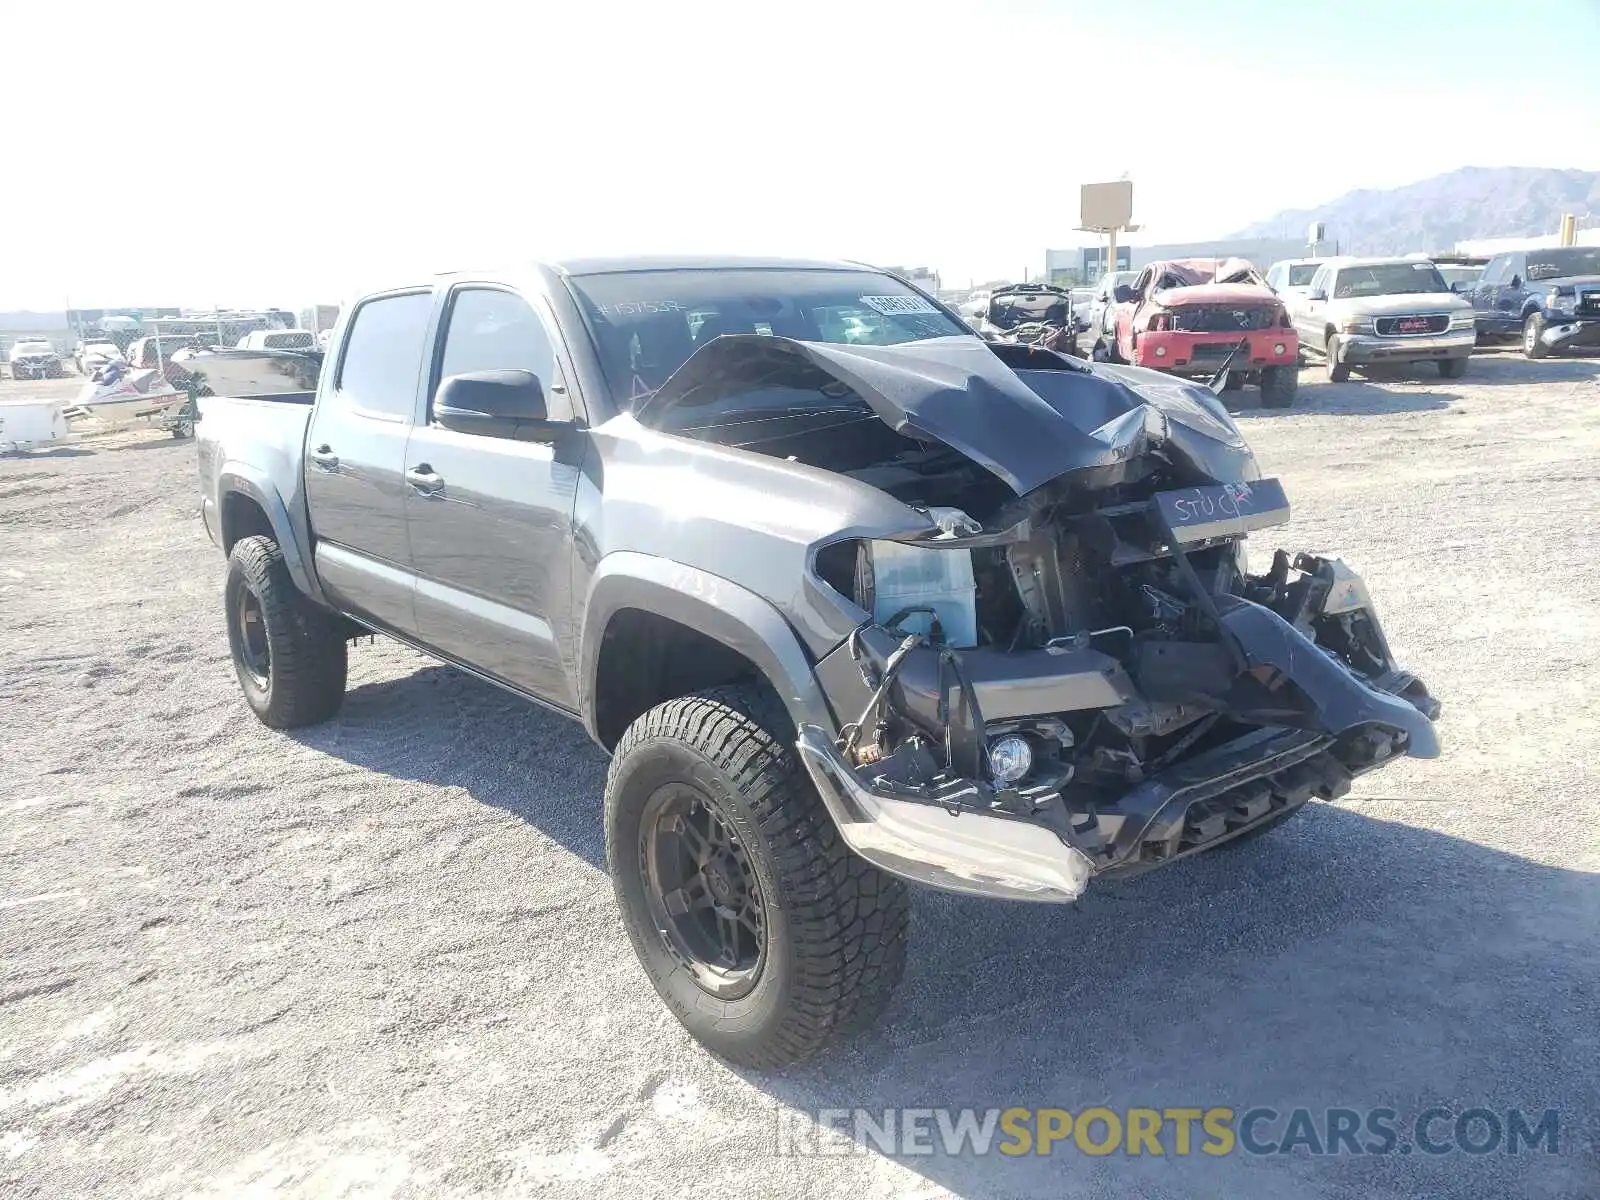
15;341;53;352
567;268;967;406
1287;264;1321;286
1437;266;1483;289
1526;248;1600;281
1332;263;1448;298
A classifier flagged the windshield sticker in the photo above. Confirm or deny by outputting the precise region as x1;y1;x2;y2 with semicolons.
860;294;939;316
596;300;684;318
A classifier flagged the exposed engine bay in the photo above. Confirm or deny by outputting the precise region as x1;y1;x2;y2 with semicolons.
639;332;1441;897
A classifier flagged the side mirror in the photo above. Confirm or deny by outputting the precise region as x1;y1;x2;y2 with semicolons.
1112;285;1136;304
1449;281;1465;293
1306;288;1327;302
434;369;559;440
1509;275;1522;290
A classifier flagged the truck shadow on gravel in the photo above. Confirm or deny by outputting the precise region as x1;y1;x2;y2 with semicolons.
297;664;1594;1197
757;806;1598;1198
1442;357;1600;386
295;662;611;868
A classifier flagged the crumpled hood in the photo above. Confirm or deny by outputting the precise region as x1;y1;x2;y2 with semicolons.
1153;282;1277;307
638;334;1255;497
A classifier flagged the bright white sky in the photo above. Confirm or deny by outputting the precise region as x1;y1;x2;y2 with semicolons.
3;0;1597;309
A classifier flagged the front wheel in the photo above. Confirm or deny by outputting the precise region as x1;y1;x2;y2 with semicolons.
225;535;348;728
1325;336;1351;383
1523;313;1549;359
1259;363;1298;407
605;685;910;1068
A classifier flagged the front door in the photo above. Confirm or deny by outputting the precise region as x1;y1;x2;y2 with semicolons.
303;289;434;634
1293;265;1331;349
403;285;584;709
1495;255;1530;333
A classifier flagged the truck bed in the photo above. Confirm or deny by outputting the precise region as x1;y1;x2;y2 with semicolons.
195;393;316;558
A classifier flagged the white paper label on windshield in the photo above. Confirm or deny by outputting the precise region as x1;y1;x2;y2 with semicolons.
860;294;939;316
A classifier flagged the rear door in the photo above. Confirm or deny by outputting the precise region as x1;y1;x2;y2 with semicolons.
303;289;434;635
403;283;584;708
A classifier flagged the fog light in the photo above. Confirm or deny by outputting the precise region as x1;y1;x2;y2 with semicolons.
1274;342;1286;355
1154;345;1168;358
987;734;1033;785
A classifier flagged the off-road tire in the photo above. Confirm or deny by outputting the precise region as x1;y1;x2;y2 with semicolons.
1522;313;1549;359
605;684;910;1068
1437;356;1468;379
224;535;347;728
1325;335;1351;383
1259;363;1298;407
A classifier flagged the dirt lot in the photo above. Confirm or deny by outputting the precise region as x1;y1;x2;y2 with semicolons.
2;356;1597;1199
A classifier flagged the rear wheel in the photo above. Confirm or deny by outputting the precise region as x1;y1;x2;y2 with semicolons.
1259;364;1298;407
1437;356;1468;379
605;684;910;1068
1325;335;1351;383
1522;313;1549;359
224;535;347;728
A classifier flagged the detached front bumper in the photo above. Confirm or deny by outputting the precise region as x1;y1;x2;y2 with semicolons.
1540;316;1600;350
1339;329;1474;364
1130;329;1297;375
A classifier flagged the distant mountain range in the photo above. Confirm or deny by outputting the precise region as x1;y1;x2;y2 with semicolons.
1228;167;1600;254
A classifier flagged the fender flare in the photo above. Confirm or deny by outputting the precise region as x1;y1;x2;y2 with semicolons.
579;552;836;744
217;464;322;602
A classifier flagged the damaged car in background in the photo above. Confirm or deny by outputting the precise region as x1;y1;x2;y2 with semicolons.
974;282;1079;354
1099;257;1300;407
197;257;1439;1068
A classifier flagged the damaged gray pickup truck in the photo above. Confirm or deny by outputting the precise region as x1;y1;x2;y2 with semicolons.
195;256;1440;1068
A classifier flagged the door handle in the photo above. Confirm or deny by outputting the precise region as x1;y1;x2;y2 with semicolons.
309;445;339;469
405;465;445;494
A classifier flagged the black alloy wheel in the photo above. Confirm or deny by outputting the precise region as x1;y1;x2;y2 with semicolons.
640;784;768;1000
234;585;271;689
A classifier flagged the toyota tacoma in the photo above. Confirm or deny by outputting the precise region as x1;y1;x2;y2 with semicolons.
194;256;1439;1067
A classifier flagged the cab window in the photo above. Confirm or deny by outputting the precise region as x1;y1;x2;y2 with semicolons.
434;288;570;421
335;291;434;420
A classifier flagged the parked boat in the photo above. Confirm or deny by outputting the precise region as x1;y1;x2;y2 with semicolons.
170;344;321;398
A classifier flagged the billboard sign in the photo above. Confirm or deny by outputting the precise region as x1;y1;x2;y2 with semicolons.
1080;181;1134;230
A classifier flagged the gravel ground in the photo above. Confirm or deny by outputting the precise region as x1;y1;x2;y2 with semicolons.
2;356;1597;1199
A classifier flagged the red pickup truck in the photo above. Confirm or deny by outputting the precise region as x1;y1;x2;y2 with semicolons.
1100;258;1299;407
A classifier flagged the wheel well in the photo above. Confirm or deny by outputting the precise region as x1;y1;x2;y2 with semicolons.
220;491;275;553
592;609;762;750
